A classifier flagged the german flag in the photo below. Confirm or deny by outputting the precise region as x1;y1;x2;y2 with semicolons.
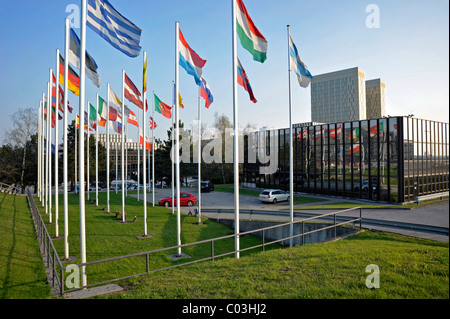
59;54;80;96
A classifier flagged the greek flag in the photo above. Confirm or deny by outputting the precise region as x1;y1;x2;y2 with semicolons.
87;0;142;57
289;35;313;88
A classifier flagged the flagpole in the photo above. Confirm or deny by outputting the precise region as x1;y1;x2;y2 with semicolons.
152;92;155;207
175;21;182;256
45;88;49;215
116;142;118;194
96;93;99;207
87;101;90;202
137;109;140;202
121;69;126;222
287;25;294;247
38;102;41;202
142;50;147;236
107;83;110;212
232;0;240;259
126;123;128;197
55;50;60;238
79;0;87;287
75;115;77;195
41;92;45;208
171;82;175;216
197;85;202;224
63;18;70;260
48;71;53;225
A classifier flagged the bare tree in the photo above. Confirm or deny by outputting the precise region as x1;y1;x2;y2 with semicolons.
5;107;38;188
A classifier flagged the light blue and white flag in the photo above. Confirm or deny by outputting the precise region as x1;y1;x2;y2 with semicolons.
87;0;142;58
289;35;313;88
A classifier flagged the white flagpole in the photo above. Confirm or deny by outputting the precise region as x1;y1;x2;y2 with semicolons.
41;93;45;208
87;101;90;202
175;21;181;256
46;85;50;217
171;82;175;215
126;123;128;197
197;86;202;224
142;50;147;236
48;71;53;225
55;50;60;238
232;0;240;259
38;102;41;201
287;25;294;247
115;142;118;194
121;69;126;222
75;116;77;194
79;0;87;287
95;93;99;207
152;92;155;206
63;18;70;260
107;83;110;212
137;110;140;202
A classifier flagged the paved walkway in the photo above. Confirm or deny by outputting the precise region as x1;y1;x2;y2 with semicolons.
131;187;449;242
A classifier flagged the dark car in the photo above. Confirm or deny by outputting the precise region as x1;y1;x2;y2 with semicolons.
158;192;197;207
201;181;214;192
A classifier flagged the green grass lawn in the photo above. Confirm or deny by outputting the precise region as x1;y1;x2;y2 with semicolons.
0;193;51;299
103;231;449;299
35;191;279;292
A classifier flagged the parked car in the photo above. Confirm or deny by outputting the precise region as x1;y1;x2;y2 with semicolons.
158;192;197;207
259;189;290;204
200;181;214;192
354;179;378;192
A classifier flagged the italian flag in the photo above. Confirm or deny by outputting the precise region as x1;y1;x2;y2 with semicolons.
236;0;267;63
97;95;107;127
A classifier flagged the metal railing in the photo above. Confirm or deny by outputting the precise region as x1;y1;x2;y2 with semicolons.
26;189;64;296
26;190;362;296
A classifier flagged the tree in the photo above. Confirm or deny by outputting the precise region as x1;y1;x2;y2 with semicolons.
4;107;38;188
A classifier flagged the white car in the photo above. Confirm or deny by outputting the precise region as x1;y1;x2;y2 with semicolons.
259;189;290;204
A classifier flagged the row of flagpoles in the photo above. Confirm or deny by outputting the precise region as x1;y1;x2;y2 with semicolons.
36;0;313;288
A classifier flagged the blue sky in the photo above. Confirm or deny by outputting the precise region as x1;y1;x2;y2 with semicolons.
0;0;448;143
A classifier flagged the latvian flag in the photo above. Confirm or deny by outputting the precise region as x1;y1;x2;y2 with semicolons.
124;72;146;110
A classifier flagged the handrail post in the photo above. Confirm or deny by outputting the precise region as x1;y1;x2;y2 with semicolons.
302;221;305;246
359;207;362;230
262;229;265;252
334;214;337;239
146;253;149;273
61;266;65;296
211;241;214;261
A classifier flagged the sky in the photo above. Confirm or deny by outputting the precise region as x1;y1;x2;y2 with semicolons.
0;0;448;144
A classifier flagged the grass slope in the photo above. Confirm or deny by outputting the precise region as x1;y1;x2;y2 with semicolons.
105;231;449;299
0;193;51;299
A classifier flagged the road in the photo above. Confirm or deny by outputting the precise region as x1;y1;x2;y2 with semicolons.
131;187;449;242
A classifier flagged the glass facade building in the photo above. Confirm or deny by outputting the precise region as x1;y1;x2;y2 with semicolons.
243;116;449;203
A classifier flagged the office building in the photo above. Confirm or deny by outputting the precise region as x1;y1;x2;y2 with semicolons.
366;78;386;119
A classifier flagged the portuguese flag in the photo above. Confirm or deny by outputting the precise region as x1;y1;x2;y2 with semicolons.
236;0;267;63
154;93;172;119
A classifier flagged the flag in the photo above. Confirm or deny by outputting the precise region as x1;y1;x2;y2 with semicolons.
348;144;361;154
124;72;144;109
154;93;172;119
86;0;142;58
58;85;73;113
108;86;124;114
370;122;384;138
143;54;147;93
89;103;97;130
77;113;93;131
348;127;359;141
199;76;213;108
297;128;308;141
127;108;138;127
179;28;206;85
97;95;107;127
237;58;257;103
139;127;152;151
149;116;157;129
68;28;100;87
59;54;80;96
315;127;324;140
236;0;267;63
110;114;122;134
44;139;56;155
109;105;118;122
289;35;313;88
330;125;342;139
178;91;184;108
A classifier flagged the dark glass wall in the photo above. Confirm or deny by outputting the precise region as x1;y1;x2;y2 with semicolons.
243;116;449;203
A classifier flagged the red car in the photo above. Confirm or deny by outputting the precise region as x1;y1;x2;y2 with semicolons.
158;192;197;207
